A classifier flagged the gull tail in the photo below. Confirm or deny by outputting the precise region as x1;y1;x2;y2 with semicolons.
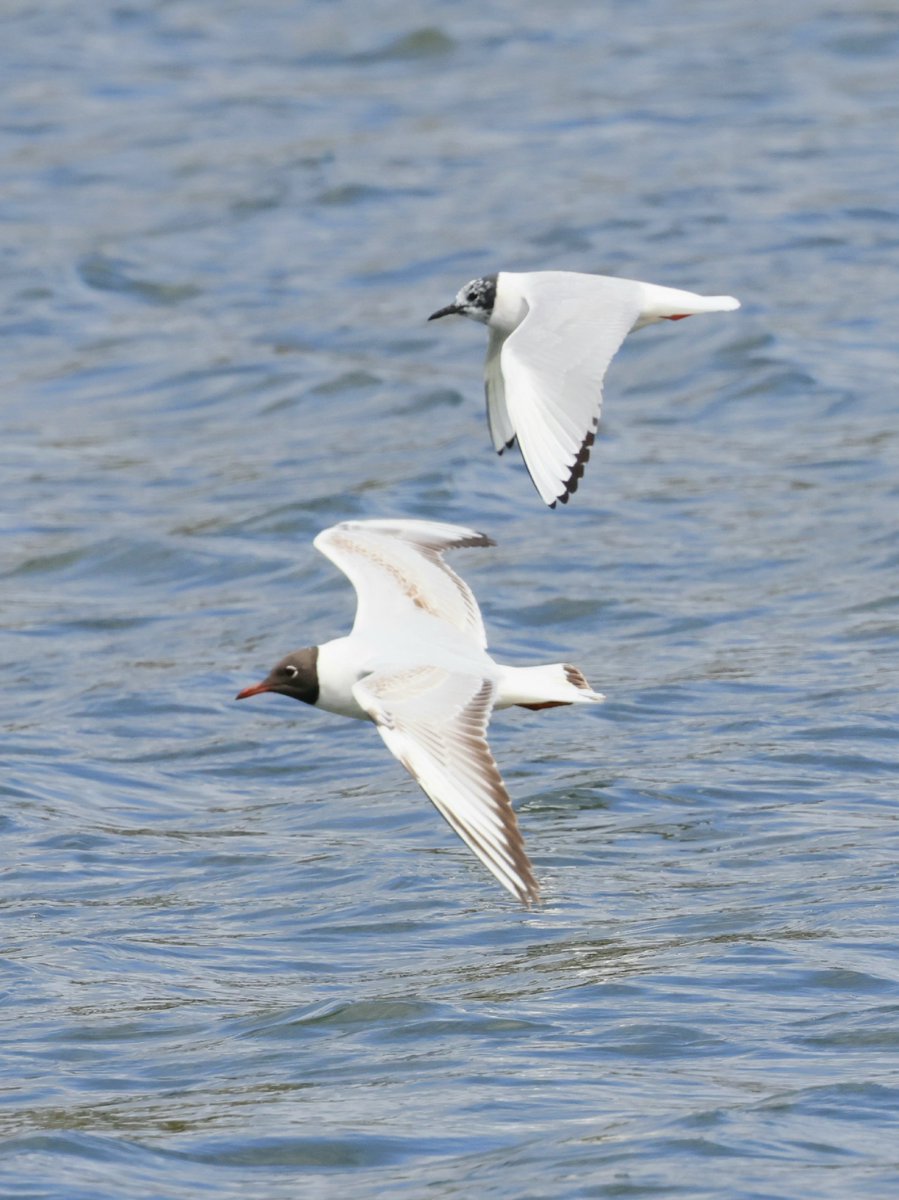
496;663;605;711
636;281;740;326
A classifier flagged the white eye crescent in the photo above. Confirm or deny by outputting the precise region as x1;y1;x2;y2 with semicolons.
284;664;299;679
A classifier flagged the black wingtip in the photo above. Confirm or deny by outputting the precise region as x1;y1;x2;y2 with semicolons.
458;532;496;549
550;424;598;508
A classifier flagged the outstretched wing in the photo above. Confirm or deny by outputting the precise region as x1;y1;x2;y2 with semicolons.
485;327;516;453
500;271;644;507
314;519;494;648
354;666;540;905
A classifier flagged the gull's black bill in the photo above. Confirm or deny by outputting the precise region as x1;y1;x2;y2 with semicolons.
428;304;461;321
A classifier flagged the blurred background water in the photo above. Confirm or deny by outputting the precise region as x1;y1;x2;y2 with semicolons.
2;1;899;1197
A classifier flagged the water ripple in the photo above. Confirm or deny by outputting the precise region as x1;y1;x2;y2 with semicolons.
3;1;899;1198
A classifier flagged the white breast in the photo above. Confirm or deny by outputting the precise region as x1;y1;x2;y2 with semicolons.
488;273;529;334
315;638;371;719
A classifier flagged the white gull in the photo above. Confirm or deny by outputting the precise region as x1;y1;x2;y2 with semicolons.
430;269;740;507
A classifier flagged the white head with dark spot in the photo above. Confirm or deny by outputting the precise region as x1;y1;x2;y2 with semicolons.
428;274;497;326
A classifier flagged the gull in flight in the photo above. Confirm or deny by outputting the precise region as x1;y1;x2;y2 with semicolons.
236;518;604;904
429;269;740;507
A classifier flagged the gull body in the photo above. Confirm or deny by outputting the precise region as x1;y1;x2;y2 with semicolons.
429;269;740;507
236;518;604;905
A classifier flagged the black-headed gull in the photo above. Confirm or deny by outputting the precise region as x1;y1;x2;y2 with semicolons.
429;269;740;508
236;518;604;905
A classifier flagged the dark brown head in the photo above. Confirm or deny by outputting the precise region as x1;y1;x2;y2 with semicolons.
235;646;320;707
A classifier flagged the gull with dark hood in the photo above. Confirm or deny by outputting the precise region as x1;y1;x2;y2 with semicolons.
237;518;604;905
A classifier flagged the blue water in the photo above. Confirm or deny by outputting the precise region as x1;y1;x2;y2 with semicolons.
3;2;899;1197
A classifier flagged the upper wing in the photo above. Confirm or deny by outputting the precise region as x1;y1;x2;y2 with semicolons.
354;666;540;905
500;271;644;507
314;519;494;649
485;326;515;453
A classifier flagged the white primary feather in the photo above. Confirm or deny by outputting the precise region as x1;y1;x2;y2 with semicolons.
314;519;494;650
353;666;540;905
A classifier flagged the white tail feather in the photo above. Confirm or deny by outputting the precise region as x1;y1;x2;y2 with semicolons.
495;663;604;710
636;282;741;326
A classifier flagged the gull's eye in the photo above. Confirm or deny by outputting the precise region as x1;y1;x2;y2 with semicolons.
466;290;477;302
284;664;299;679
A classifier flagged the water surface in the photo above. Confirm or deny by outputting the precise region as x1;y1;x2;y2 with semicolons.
2;2;899;1197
